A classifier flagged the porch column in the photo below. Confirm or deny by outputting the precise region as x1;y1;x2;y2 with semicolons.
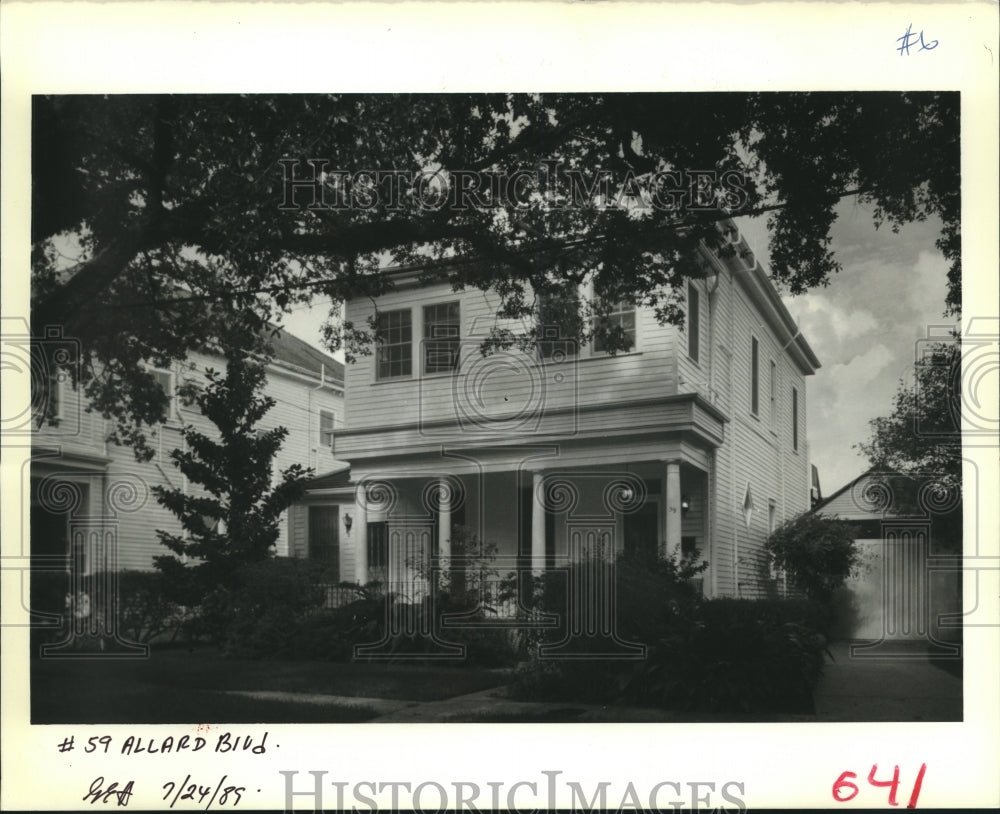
354;485;368;584
437;476;452;579
665;460;682;559
531;471;546;575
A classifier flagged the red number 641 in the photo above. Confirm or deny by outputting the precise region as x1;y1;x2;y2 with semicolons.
832;764;927;808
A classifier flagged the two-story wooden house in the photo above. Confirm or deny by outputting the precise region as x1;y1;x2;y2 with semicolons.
29;329;344;582
322;220;819;603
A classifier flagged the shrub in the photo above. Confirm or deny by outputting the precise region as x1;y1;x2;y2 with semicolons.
765;513;860;602
202;558;332;656
620;599;828;713
352;527;522;667
289;593;387;661
115;570;190;643
700;597;833;638
510;551;707;704
29;568;190;648
510;554;830;714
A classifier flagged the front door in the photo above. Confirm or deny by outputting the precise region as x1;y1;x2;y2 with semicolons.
624;501;659;563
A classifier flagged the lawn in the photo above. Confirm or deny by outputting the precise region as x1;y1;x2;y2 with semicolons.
31;645;510;724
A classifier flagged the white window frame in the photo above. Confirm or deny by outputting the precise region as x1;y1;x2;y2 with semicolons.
767;499;778;578
148;366;177;423
422;301;461;375
591;295;637;355
792;386;800;452
769;359;777;430
319;409;336;449
46;368;63;424
537;288;582;360
375;308;414;381
687;282;700;364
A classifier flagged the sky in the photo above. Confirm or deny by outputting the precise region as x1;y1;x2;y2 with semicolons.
738;204;954;494
280;202;957;498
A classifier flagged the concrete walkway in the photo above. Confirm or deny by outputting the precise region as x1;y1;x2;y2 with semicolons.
812;641;962;721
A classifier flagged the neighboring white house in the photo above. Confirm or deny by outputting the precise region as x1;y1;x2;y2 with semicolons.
310;220;819;605
814;469;962;650
29;329;345;579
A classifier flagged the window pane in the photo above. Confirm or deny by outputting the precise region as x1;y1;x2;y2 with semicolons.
375;309;412;379
792;388;799;450
319;410;335;448
751;338;759;415
538;290;581;358
688;285;700;362
423;302;460;373
593;297;635;353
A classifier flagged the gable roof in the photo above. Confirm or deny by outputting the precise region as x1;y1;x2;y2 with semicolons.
811;468;924;520
306;466;353;490
268;329;344;386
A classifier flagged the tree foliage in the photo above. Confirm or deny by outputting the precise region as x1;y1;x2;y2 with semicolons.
765;513;860;601
856;340;962;549
32;92;960;451
151;314;313;598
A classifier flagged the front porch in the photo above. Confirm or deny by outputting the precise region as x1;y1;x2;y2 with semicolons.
345;461;711;607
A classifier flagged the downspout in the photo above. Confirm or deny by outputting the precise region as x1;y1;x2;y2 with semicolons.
309;363;327;471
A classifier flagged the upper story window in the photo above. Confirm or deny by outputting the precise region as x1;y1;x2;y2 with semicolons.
593;298;636;354
45;369;62;425
769;359;777;429
423;302;460;374
792;386;799;451
319;409;335;448
149;366;176;420
537;289;581;359
750;337;760;416
376;308;413;380
687;283;700;363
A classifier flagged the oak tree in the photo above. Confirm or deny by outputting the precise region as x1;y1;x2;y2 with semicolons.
32;93;960;454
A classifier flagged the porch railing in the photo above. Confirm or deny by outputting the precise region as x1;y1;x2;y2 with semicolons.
318;578;520;618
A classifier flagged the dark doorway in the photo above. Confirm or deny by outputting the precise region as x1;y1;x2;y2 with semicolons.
624;501;658;562
308;506;340;579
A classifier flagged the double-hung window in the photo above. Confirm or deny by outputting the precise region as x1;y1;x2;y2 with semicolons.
687;284;700;363
319;409;335;448
792;387;799;451
149;367;176;421
537;289;581;359
376;309;412;380
769;360;777;429
423;302;460;374
593;297;636;354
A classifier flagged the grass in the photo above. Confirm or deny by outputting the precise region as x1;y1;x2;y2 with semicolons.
31;643;509;724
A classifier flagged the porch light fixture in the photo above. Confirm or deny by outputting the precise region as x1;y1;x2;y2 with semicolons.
681;495;691;515
344;512;353;533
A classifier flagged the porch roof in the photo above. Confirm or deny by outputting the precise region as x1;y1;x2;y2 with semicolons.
335;392;727;466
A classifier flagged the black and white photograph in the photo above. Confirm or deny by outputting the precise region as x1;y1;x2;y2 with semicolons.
2;3;998;812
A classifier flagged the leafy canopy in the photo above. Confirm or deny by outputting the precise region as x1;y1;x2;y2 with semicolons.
856;339;962;549
32;92;960;451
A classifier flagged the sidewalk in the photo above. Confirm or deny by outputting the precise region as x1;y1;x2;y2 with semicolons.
812;641;962;721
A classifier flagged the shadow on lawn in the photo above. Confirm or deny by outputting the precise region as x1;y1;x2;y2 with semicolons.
30;644;509;725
